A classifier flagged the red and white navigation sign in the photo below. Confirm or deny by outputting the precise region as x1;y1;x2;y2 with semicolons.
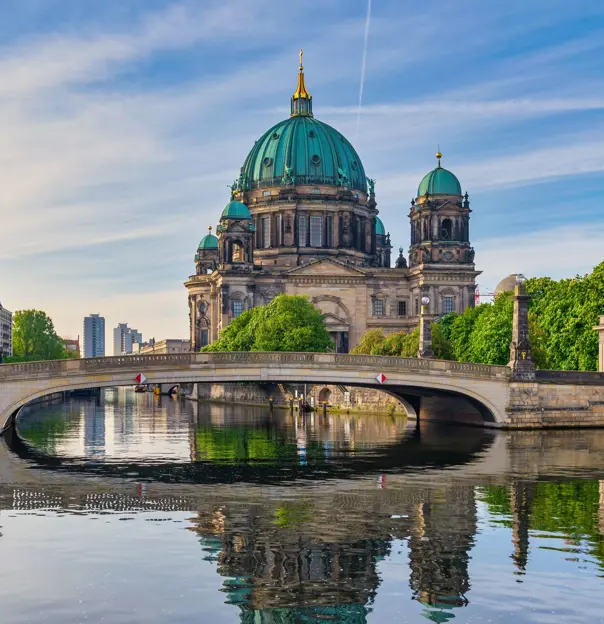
135;373;147;384
376;373;387;384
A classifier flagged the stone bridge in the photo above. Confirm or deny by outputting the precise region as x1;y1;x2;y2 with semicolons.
1;352;604;429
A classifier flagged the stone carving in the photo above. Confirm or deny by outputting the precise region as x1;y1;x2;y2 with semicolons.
395;247;407;269
337;167;349;187
281;164;295;186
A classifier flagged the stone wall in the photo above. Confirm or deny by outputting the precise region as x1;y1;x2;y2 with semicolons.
307;385;407;414
505;379;604;428
190;382;407;415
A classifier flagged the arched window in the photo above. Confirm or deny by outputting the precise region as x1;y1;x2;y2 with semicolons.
441;218;453;241
232;241;244;262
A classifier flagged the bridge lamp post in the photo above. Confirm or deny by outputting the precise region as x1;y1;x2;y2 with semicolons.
418;296;434;359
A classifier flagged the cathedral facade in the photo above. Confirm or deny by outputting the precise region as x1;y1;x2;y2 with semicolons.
185;55;479;352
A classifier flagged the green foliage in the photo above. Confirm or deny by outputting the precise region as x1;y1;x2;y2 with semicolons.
352;325;452;359
201;295;333;353
526;263;604;371
478;482;604;566
10;310;74;362
351;328;385;355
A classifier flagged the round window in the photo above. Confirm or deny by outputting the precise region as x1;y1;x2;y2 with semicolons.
263;157;272;167
272;133;279;140
311;154;321;165
352;161;358;169
308;130;316;138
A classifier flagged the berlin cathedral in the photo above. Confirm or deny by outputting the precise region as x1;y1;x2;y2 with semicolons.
185;53;479;352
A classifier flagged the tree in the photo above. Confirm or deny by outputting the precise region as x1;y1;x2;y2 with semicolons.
352;324;452;359
202;295;333;353
525;263;603;370
10;310;72;362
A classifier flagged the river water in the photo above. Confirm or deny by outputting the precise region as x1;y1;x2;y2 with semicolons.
1;389;604;623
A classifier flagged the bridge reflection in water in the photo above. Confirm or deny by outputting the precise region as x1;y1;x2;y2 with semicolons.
2;391;604;623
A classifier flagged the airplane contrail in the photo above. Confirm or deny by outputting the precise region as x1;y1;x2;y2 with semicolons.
355;0;372;142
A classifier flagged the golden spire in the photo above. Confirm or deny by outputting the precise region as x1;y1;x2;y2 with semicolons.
436;147;442;168
293;48;311;100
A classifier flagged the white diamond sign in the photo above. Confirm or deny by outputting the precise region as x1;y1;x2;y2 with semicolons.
376;373;387;384
135;373;147;384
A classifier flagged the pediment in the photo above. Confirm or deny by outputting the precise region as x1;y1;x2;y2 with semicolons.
285;258;367;277
323;312;349;326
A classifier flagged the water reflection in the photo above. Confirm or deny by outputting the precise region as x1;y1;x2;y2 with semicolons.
1;390;604;623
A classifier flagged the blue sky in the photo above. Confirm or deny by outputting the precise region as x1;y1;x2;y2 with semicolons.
0;0;603;342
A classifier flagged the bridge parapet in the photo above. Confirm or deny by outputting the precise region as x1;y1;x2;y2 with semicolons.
0;352;512;381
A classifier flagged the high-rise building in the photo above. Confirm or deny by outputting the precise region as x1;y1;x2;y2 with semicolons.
0;302;13;357
113;323;143;355
82;314;105;358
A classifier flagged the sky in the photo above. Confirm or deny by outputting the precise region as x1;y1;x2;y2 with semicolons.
0;0;603;344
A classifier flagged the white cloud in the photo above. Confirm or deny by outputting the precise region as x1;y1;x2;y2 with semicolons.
474;224;604;293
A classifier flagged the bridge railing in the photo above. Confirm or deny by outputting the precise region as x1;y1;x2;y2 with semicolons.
536;369;604;385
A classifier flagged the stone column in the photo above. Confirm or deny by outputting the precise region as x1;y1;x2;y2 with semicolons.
418;296;434;359
593;315;604;372
508;277;535;380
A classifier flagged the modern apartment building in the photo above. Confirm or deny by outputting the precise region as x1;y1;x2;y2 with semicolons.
113;323;143;356
82;314;105;358
0;302;13;357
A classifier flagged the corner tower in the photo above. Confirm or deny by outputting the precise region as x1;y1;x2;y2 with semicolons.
408;152;480;317
409;152;474;268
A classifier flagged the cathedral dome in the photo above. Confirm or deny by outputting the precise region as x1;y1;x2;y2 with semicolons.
241;116;367;192
495;274;522;295
375;216;386;235
418;152;462;197
239;53;367;193
221;201;251;220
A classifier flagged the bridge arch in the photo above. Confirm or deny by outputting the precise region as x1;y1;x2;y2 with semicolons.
0;353;511;430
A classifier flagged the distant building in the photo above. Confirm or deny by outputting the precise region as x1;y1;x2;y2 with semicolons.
140;339;190;355
82;314;105;358
0;302;13;357
63;337;80;356
113;323;143;356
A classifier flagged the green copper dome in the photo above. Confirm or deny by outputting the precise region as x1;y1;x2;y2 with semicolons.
221;201;251;220
418;154;462;197
375;216;386;236
198;233;218;250
240;116;367;192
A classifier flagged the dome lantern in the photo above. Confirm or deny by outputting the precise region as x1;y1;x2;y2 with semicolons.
291;49;313;117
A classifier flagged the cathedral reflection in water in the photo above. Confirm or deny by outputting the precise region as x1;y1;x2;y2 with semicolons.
191;483;479;623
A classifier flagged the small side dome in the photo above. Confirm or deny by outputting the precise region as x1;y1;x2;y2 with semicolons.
495;274;522;295
198;234;218;250
417;152;462;197
375;216;386;236
221;200;251;220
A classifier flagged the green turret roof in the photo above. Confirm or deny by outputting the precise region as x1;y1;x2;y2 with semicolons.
221;201;251;220
198;233;218;250
418;153;462;197
376;216;386;236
